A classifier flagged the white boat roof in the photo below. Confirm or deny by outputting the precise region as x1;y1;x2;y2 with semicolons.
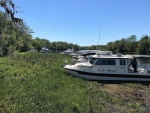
92;52;134;59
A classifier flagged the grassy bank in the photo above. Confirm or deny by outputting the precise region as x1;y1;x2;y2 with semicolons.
0;53;149;113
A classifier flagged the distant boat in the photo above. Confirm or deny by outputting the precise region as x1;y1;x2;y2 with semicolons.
74;50;100;63
77;50;99;56
60;49;78;56
41;48;49;52
64;51;150;82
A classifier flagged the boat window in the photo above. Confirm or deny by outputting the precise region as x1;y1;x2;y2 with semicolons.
95;59;106;65
90;58;96;64
120;59;126;65
107;59;116;65
95;59;115;65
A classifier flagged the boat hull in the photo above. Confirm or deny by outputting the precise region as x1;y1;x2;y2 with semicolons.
65;68;150;82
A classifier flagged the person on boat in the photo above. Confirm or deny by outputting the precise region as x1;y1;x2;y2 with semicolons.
128;57;138;73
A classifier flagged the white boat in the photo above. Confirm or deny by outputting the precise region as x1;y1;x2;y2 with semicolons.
73;50;102;63
64;51;150;82
77;50;98;55
73;51;97;63
60;49;78;56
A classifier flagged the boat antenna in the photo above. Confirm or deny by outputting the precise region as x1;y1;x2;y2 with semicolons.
97;24;100;57
98;24;100;50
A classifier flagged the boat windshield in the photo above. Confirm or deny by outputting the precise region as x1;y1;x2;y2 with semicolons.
90;58;96;64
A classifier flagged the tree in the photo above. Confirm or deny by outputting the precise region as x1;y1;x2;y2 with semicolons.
126;35;137;53
0;0;23;24
41;39;50;49
32;38;44;52
137;35;150;54
0;0;23;56
107;42;114;51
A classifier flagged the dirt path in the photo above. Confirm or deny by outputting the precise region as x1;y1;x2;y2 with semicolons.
100;84;150;112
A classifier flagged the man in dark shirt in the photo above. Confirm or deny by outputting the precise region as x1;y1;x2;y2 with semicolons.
129;57;138;73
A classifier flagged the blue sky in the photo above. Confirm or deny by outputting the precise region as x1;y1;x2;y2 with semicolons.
1;0;150;46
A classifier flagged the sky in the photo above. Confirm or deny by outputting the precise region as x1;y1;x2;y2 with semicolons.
1;0;150;46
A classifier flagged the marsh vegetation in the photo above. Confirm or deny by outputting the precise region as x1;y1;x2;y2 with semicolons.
0;53;150;113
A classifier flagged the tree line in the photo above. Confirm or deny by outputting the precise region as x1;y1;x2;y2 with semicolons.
106;35;150;54
80;34;150;55
0;0;150;56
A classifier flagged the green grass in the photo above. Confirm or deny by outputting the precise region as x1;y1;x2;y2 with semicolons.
0;53;147;113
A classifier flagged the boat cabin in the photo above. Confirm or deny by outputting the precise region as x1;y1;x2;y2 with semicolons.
90;57;129;73
88;53;136;73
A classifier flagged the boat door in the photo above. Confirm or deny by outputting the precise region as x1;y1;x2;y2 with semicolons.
116;59;128;73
